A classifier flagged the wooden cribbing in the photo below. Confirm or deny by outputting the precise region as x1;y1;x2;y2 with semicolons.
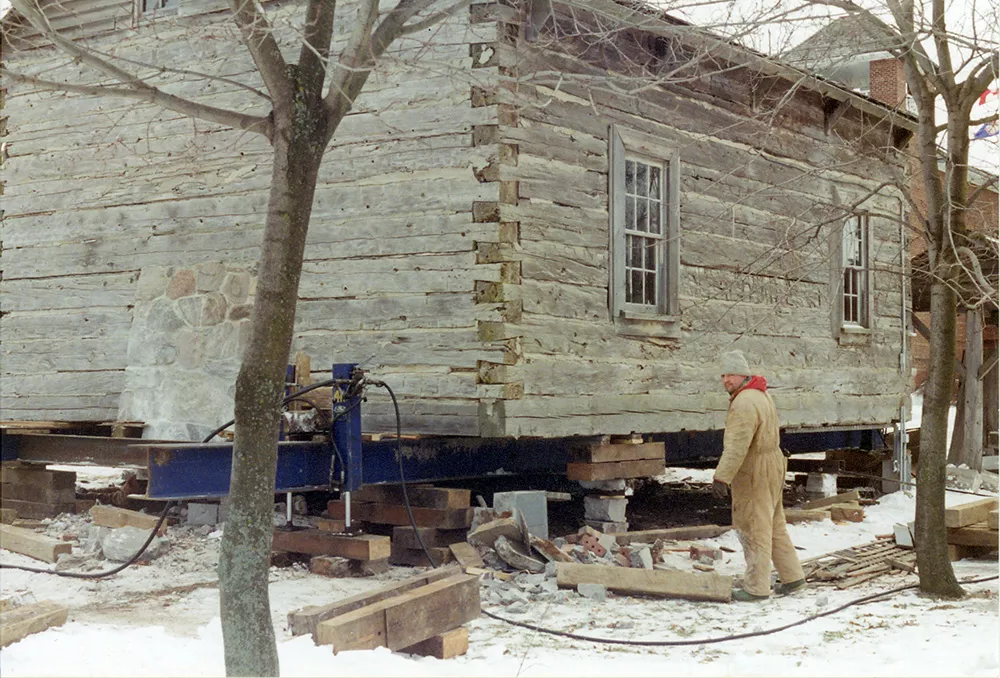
944;498;998;528
354;485;471;510
288;566;462;638
316;574;480;653
271;530;390;560
0;524;71;563
566;458;664;481
327;500;473;529
569;442;664;463
556;562;732;602
784;509;831;523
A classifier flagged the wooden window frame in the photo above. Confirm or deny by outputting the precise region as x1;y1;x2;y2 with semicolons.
832;213;874;343
609;124;681;339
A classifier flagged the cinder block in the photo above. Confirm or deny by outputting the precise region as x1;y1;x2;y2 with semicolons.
583;519;628;534
584;496;627;522
186;503;219;526
806;473;837;497
493;491;547;539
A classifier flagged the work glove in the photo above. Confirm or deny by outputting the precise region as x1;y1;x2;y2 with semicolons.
711;479;729;500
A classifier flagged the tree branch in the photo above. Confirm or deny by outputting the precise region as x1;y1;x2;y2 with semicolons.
966;174;998;208
400;0;470;35
298;0;337;94
228;0;293;103
1;67;272;137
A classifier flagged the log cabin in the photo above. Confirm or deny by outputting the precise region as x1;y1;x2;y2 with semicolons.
1;0;915;472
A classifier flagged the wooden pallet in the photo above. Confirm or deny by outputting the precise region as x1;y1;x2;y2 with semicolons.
801;537;917;588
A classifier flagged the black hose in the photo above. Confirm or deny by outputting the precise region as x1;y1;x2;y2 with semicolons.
0;499;174;578
0;378;349;578
481;574;999;646
364;379;437;567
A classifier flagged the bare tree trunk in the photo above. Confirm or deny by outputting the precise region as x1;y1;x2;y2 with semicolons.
962;308;984;470
217;94;327;676
915;279;965;598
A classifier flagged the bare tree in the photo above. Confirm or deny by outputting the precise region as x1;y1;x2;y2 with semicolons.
2;0;468;672
773;0;997;596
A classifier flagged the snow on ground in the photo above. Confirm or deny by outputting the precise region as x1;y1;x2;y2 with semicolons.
1;477;997;677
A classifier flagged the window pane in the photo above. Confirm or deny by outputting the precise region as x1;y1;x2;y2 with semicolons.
636;163;648;198
645;272;657;306
644;238;656;270
629;235;642;268
626;196;635;229
649;165;661;200
625;160;635;195
630;270;644;304
649;201;661;234
636;199;647;232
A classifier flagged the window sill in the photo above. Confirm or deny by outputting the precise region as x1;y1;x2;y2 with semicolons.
838;325;872;346
615;311;681;339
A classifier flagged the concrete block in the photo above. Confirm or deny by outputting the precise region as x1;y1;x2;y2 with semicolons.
893;522;914;548
584;496;628;523
806;473;837;497
493;491;548;539
584;519;629;534
186;503;219;526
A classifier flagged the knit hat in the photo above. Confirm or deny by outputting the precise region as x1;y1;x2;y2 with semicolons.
720;350;751;376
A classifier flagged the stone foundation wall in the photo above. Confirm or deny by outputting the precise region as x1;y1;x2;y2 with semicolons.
118;262;255;441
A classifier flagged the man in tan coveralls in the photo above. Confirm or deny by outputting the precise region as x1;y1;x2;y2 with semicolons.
712;350;805;601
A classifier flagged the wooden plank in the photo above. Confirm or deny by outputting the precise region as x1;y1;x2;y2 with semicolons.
288;566;462;638
271;530;391;561
566;459;665;481
570;442;664;463
354;485;471;510
389;542;454;567
613;525;730;545
0;600;69;648
449;542;485;568
798;491;861;511
392;527;469;550
989;510;998;531
312;518;347;533
784;509;831;523
947;523;1000;548
401;626;469;659
327;500;473;529
0;509;17;524
944;498;998;529
0;524;71;563
316;574;480;652
829;504;865;523
90;505;165;536
556;563;732;602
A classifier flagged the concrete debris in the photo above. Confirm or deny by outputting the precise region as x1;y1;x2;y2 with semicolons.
468;517;522;549
494;535;545;573
101;526;170;562
544;560;558;578
577;583;608;601
629;545;653;569
53;552;102;572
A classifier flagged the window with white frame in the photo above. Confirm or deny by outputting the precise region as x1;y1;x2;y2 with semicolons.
841;214;870;328
609;125;680;335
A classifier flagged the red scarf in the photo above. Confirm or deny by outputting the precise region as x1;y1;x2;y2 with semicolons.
730;375;767;402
